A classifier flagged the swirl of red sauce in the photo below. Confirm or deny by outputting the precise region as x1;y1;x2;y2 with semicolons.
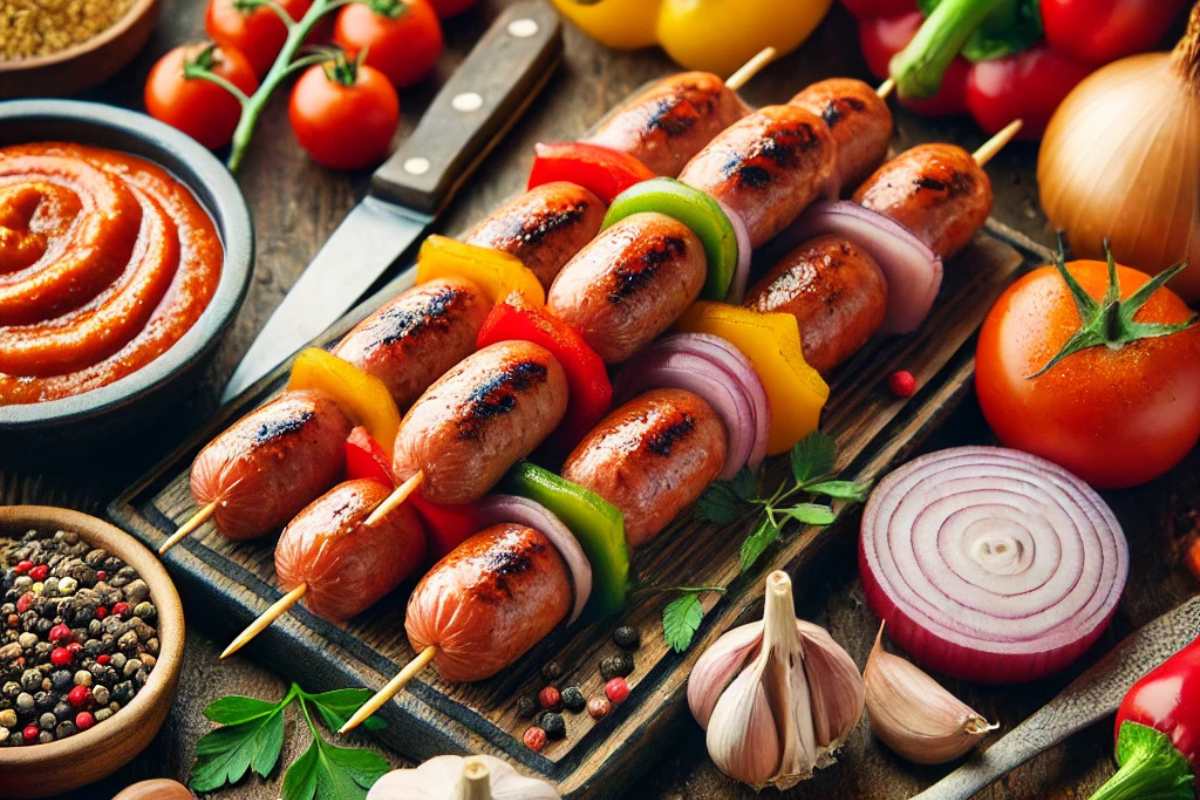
0;143;223;405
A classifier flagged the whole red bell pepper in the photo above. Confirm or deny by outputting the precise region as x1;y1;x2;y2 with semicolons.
964;43;1090;137
1088;635;1200;799
1041;0;1187;65
476;293;613;455
527;141;654;205
858;8;969;116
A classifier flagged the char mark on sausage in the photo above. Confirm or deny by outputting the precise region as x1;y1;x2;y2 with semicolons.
254;410;315;444
457;360;550;440
608;235;687;303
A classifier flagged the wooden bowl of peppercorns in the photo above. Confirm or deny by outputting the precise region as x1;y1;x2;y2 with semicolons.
0;506;184;799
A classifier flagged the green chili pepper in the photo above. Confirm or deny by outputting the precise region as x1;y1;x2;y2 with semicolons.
506;462;630;618
603;177;739;301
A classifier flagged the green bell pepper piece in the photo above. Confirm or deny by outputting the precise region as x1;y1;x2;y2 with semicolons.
506;462;630;618
602;177;739;301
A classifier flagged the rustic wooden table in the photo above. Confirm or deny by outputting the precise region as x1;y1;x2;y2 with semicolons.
4;1;1196;797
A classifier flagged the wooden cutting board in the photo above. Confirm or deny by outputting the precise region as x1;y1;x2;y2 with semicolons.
108;220;1049;798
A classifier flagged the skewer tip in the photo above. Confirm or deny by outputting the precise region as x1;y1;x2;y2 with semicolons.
724;46;778;91
972;119;1023;167
364;470;425;527
220;583;309;660
158;500;217;555
876;77;896;99
339;645;438;734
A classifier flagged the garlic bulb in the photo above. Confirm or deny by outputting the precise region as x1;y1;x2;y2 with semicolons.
368;754;560;800
687;570;864;789
864;624;997;765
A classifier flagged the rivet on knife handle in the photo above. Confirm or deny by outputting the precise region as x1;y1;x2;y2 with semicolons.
371;1;562;215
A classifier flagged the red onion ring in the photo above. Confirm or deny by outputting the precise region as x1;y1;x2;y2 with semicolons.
859;447;1129;684
479;495;592;624
614;333;770;477
715;198;752;304
781;201;943;334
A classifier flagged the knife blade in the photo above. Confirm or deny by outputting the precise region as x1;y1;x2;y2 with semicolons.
222;1;562;403
913;594;1200;800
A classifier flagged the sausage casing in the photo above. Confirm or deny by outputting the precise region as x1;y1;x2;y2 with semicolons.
562;388;727;548
189;389;352;539
406;523;571;682
678;105;837;248
547;212;707;363
392;340;568;504
585;72;750;177
744;234;888;374
853;143;992;259
275;479;426;621
790;78;892;192
332;277;490;409
464;182;606;288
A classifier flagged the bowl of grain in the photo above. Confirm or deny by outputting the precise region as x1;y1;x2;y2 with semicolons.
0;0;160;98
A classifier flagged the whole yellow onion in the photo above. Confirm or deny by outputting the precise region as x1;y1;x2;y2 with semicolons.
1038;3;1200;301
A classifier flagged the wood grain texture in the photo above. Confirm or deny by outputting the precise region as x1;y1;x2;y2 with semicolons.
3;2;1197;799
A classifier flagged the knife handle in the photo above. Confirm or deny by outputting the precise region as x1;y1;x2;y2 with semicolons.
370;1;562;215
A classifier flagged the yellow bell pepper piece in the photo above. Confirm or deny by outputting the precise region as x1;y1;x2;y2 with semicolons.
676;302;829;455
287;348;402;453
551;0;832;77
416;235;545;307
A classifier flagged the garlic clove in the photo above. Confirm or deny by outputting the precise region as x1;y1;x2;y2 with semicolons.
706;657;783;788
798;618;867;763
688;621;763;728
864;623;999;765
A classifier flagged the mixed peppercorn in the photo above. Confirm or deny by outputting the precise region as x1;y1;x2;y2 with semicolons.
0;529;159;746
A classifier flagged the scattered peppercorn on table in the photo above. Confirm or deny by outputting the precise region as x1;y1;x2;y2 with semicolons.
4;1;1198;798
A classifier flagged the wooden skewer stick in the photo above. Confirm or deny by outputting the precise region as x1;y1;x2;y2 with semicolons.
339;645;438;734
876;77;896;99
725;46;778;91
220;583;309;659
973;119;1022;167
459;758;492;800
364;470;425;526
158;500;216;555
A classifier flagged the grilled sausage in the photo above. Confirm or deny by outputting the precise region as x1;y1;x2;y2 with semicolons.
585;72;751;177
392;341;568;504
679;105;838;248
464;182;607;288
405;522;571;682
562;388;727;548
790;78;892;191
744;234;888;374
853;143;992;259
275;479;426;621
547;212;707;363
332;277;490;409
189;390;353;540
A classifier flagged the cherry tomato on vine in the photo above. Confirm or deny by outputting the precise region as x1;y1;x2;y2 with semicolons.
205;0;314;76
145;43;258;149
976;255;1200;489
289;55;400;170
840;0;915;19
1041;0;1187;65
965;44;1091;138
857;10;968;116
428;0;475;17
334;0;443;88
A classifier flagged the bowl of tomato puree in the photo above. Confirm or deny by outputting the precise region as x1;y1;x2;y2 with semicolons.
0;100;252;458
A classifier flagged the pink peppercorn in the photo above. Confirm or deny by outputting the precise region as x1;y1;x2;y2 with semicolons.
537;686;562;711
67;685;91;708
28;564;48;581
94;606;108;620
75;712;95;732
523;726;547;752
66;642;82;657
586;696;611;719
111;602;130;619
604;677;629;705
48;623;72;644
15;593;32;613
97;654;110;666
50;647;72;667
95;571;107;581
13;560;31;575
21;724;38;743
888;369;917;398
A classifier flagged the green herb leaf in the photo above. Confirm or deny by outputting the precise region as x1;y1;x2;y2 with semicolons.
281;740;321;800
204;694;283;726
320;742;390;792
779;503;837;526
662;593;704;653
306;688;387;733
696;481;744;525
730;467;757;501
740;517;782;572
805;480;870;502
790;432;836;484
190;706;286;792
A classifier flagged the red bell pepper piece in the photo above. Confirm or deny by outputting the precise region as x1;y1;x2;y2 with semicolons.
476;293;613;455
1089;636;1200;799
964;44;1090;138
409;495;483;560
527;141;654;205
344;426;395;486
1041;0;1187;65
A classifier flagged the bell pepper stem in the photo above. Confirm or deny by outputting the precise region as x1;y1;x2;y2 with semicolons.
1088;722;1195;800
889;0;1004;99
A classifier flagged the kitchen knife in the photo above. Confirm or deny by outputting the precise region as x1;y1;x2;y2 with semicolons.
222;1;562;403
913;594;1200;800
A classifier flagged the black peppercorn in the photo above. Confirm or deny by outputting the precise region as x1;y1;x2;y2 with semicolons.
515;695;537;719
538;712;566;741
612;626;640;651
541;661;562;682
600;653;634;681
50;670;72;692
560;686;586;713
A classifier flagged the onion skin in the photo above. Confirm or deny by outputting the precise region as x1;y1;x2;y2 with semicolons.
1038;16;1200;300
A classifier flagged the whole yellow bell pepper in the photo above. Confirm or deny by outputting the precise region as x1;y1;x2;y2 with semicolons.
551;0;833;78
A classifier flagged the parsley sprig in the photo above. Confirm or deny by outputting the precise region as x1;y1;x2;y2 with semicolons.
659;585;726;653
190;684;389;800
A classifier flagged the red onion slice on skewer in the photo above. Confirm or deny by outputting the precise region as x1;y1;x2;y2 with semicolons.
480;495;592;624
715;198;753;304
859;446;1128;684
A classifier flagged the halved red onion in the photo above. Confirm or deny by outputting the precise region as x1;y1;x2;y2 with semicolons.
715;198;752;304
480;495;592;624
859;447;1128;684
614;333;770;477
782;201;943;334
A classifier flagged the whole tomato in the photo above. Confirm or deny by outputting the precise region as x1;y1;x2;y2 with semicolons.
976;257;1200;488
334;0;443;88
205;0;314;76
857;10;968;116
1041;0;1187;65
145;43;258;149
289;57;400;170
428;0;474;17
965;44;1090;138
